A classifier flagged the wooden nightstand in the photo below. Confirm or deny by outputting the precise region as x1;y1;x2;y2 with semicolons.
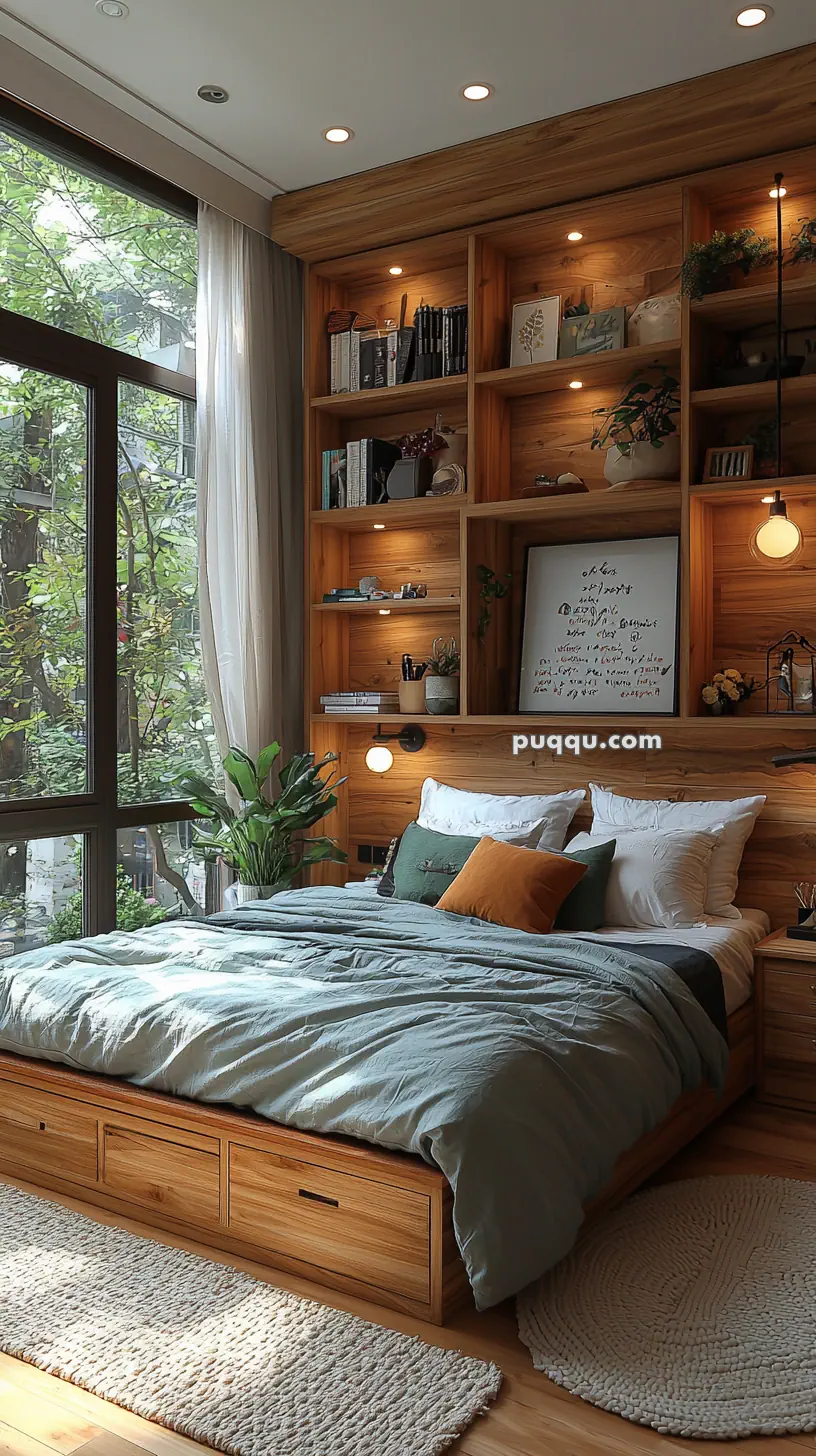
755;930;816;1112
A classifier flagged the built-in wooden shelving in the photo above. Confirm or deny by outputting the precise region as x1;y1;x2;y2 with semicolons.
312;596;460;613
310;496;465;532
691;373;816;414
691;276;816;331
475;341;681;398
311;374;468;418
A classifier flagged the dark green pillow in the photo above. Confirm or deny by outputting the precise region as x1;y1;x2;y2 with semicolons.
391;822;480;906
554;839;616;932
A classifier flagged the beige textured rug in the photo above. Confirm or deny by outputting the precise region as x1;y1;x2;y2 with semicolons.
518;1174;816;1439
0;1183;500;1456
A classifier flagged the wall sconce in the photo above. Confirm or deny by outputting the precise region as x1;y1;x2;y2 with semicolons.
751;490;803;561
364;723;426;773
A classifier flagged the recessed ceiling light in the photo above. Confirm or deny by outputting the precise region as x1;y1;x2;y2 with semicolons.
324;126;353;144
568;380;584;390
736;6;772;25
378;608;391;615
769;184;787;198
761;494;776;504
389;266;403;276
463;83;492;101
95;0;129;15
373;523;386;530
198;84;229;104
567;231;583;242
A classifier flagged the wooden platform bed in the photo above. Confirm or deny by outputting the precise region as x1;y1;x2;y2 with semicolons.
0;998;754;1325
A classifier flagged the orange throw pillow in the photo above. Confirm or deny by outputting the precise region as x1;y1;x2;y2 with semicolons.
436;835;586;935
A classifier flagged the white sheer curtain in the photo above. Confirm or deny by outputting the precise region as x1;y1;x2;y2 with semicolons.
196;204;303;770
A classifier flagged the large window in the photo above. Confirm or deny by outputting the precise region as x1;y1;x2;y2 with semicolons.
0;101;216;947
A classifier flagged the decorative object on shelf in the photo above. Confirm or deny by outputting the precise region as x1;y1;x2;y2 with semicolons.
519;535;680;715
701;668;758;715
359;575;382;595
590;365;681;487
173;742;346;908
789;216;816;266
785;326;816;374
559;306;625;357
680;227;774;301
736;420;782;478
398;422;448;457
365;723;427;774
431;463;466;495
424;636;461;714
509;296;561;367
562;290;592;320
702;445;755;483
523;471;587;498
387;456;434;499
766;631;815;714
627;295;681;347
712;333;803;387
476;565;512;646
751;490;803;562
791;882;816;938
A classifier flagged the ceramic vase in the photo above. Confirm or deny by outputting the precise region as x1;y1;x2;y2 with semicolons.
223;882;280;910
424;676;460;715
604;437;681;488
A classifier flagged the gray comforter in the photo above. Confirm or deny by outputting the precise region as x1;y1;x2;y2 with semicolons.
0;886;728;1308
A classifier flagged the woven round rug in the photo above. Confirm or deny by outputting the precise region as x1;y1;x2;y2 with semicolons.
517;1174;816;1439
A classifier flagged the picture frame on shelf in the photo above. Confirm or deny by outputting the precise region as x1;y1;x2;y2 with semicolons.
559;306;626;358
702;445;755;483
509;296;561;368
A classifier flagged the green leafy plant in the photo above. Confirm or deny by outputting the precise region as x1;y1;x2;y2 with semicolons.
681;228;774;301
48;865;169;944
591;367;681;456
172;742;347;889
426;637;460;677
790;216;816;266
737;418;779;475
476;565;512;645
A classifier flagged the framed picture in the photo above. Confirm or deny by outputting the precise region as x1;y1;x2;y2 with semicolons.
702;445;755;483
510;296;561;368
559;306;626;358
518;535;680;715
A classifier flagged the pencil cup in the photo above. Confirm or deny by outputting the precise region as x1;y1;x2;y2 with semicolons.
399;679;427;714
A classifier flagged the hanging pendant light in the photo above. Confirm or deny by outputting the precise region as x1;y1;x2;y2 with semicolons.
752;490;802;560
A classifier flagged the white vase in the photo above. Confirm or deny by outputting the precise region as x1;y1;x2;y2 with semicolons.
223;882;280;910
604;437;680;488
424;676;460;715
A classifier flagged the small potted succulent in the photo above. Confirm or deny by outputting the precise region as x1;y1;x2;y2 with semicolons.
424;636;461;715
681;228;774;301
591;366;681;487
701;668;757;716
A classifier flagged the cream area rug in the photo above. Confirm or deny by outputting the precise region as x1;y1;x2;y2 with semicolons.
518;1174;816;1439
0;1183;501;1456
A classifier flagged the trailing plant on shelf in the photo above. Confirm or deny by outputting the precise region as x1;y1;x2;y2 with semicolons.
424;636;461;716
591;366;681;486
476;565;512;645
790;216;816;266
172;741;346;903
701;669;758;716
680;228;775;301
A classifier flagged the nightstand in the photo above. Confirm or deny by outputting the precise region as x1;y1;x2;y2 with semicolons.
755;930;816;1112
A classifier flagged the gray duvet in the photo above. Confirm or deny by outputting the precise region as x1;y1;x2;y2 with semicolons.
0;886;728;1308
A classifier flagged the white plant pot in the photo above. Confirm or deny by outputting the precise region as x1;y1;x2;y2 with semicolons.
223;882;280;910
424;676;460;715
604;437;680;488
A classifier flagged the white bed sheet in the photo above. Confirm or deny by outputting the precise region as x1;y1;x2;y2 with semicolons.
346;882;769;1016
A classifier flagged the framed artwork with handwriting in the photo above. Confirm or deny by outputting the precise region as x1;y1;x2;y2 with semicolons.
518;536;680;714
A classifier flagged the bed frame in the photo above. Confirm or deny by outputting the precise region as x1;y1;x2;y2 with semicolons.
0;998;754;1325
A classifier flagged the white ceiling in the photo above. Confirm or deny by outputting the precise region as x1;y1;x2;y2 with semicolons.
1;0;816;198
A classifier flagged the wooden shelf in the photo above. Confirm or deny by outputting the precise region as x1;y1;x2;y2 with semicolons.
691;373;816;413
311;374;467;418
466;484;680;524
691;474;816;503
475;341;681;398
312;713;465;724
691;277;816;332
312;596;460;613
310;495;466;532
313;711;816;730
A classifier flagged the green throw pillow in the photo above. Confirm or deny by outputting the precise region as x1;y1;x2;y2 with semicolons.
391;822;480;906
554;839;616;932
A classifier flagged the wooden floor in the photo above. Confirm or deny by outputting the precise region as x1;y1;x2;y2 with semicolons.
1;1097;815;1456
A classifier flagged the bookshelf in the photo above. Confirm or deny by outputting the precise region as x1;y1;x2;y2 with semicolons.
303;146;816;909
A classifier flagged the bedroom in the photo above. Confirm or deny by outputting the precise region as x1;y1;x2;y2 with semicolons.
0;1;816;1452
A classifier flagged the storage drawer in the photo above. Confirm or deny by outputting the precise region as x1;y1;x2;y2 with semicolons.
0;1079;97;1185
229;1144;430;1302
763;967;816;1018
101;1123;221;1227
764;1015;816;1068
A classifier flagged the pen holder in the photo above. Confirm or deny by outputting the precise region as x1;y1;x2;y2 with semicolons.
399;679;427;714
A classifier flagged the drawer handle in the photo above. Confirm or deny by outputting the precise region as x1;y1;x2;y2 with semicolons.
298;1187;339;1209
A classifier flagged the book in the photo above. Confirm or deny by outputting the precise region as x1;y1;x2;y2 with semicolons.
330;331;350;394
360;331;388;390
365;438;401;505
321;447;347;509
320;693;399;704
346;439;362;506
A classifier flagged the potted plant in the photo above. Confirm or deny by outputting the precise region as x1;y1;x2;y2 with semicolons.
424;636;460;715
790;216;816;266
701;669;757;716
681;228;774;301
173;741;347;907
476;565;512;645
591;366;681;487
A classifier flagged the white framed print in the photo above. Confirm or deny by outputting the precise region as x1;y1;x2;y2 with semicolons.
518;535;680;714
509;296;561;368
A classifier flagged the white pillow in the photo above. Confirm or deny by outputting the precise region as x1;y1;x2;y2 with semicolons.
417;778;584;851
569;828;718;929
589;785;765;920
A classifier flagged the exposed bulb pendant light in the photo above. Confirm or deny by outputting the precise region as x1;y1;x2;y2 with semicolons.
753;490;802;560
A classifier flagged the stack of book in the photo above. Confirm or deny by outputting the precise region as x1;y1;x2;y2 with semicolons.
321;692;400;715
329;300;415;395
413;305;468;381
321;438;401;509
